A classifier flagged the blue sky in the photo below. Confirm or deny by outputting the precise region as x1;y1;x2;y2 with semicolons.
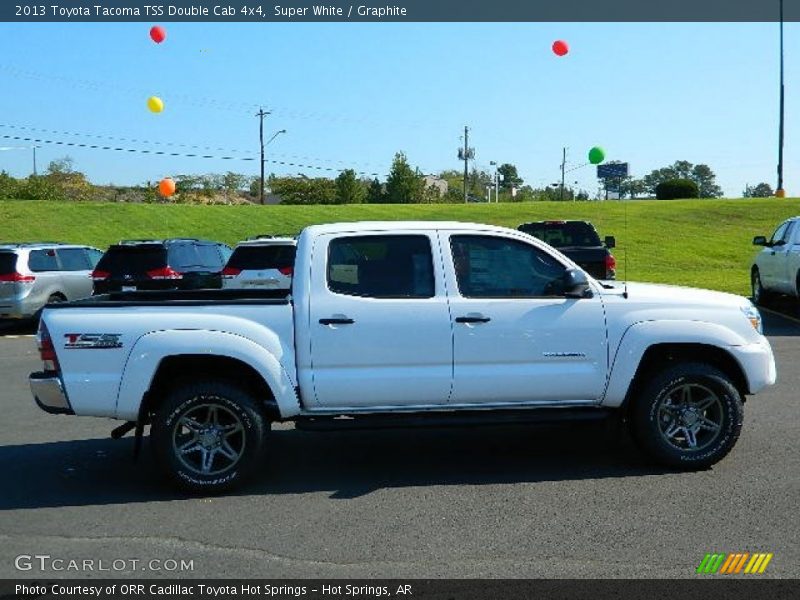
0;22;797;197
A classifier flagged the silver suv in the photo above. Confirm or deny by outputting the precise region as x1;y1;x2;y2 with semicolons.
0;243;104;320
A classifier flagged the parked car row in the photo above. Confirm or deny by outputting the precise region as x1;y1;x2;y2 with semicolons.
0;236;297;320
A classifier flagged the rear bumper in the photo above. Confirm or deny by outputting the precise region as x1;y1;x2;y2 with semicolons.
29;371;74;415
731;339;777;395
0;298;40;319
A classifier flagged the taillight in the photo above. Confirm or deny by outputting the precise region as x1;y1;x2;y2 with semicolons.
221;266;241;278
0;272;35;282
37;321;59;372
91;269;110;281
278;266;293;276
605;254;617;278
146;266;183;280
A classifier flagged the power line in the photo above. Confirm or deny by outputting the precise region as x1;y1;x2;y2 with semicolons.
0;123;389;171
0;134;384;177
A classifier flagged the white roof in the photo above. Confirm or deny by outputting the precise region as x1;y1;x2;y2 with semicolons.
235;237;297;246
302;221;519;236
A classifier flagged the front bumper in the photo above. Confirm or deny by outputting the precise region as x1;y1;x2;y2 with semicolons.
29;371;74;415
731;339;777;395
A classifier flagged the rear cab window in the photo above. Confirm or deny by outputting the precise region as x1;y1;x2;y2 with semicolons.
327;235;434;298
519;222;602;248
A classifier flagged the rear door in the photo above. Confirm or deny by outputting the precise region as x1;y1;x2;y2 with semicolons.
304;232;452;409
27;248;64;303
55;247;94;300
445;232;608;405
0;252;26;309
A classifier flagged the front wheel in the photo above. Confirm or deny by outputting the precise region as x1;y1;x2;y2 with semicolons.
630;363;743;469
151;380;269;492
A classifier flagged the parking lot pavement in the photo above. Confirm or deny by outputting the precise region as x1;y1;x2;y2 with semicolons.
0;316;798;579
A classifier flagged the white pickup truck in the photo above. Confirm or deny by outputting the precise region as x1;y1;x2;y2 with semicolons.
30;221;776;491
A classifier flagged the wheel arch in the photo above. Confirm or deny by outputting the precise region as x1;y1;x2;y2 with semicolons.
621;343;749;414
116;329;301;422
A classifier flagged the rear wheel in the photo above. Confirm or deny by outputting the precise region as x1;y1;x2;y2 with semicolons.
151;380;269;492
630;363;743;469
751;267;769;306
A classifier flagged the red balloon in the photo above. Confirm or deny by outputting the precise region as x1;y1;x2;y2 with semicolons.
150;26;166;44
552;40;569;57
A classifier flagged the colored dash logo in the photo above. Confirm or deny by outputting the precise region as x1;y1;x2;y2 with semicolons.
696;553;773;574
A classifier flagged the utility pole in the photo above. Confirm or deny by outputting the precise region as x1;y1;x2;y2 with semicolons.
560;147;567;201
32;146;37;176
256;108;270;205
777;0;786;197
457;126;474;203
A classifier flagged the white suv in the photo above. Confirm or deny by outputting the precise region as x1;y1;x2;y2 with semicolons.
751;216;800;304
222;237;297;290
0;243;103;319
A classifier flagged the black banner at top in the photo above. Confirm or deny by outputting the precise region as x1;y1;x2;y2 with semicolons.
2;0;800;22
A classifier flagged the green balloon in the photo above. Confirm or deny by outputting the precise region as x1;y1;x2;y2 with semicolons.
588;146;606;165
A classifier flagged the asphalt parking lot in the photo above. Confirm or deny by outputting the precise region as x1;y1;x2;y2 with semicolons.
0;311;798;579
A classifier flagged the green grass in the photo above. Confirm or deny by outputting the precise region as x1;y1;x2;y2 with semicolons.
2;198;799;296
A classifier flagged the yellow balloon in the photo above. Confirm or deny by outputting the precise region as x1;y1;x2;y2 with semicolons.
147;96;164;113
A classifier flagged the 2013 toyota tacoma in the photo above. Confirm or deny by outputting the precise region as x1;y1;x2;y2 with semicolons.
29;221;776;491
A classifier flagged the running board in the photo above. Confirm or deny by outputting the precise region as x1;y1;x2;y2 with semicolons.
293;407;615;432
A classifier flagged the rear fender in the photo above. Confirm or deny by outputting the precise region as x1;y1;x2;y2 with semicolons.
116;329;300;420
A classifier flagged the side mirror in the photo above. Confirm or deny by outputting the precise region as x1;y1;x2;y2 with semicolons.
604;236;616;249
563;268;592;299
753;236;768;247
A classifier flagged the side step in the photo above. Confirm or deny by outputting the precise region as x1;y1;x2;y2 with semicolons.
294;407;615;432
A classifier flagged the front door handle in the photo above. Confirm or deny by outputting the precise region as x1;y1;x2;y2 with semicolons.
319;317;355;326
455;316;491;324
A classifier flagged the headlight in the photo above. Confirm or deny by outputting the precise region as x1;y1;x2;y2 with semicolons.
741;304;763;334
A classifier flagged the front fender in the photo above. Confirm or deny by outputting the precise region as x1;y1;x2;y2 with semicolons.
602;320;749;407
116;329;300;421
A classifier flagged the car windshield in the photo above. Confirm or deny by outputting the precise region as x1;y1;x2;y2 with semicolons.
519;222;602;248
95;245;167;274
227;245;296;271
0;252;17;275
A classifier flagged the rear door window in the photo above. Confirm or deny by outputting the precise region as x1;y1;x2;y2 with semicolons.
57;248;92;271
95;246;167;275
228;245;296;271
28;249;60;272
327;235;434;298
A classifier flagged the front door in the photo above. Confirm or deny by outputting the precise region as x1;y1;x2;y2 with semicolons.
306;232;453;409
444;233;608;405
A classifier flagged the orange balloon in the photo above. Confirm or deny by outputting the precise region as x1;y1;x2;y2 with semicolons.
158;178;176;197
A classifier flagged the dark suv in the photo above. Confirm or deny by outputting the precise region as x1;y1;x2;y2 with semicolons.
92;239;232;294
517;220;617;280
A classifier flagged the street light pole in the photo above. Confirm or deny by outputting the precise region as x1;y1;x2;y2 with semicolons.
777;0;786;197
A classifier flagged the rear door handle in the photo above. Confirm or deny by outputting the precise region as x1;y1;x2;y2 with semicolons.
455;316;491;324
319;317;355;325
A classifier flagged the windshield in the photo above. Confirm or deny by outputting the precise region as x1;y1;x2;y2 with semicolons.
519;222;602;248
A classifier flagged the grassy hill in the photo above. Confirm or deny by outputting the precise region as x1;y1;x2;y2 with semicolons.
3;198;799;296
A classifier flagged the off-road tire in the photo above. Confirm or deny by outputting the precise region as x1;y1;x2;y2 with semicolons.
150;380;269;493
630;363;743;469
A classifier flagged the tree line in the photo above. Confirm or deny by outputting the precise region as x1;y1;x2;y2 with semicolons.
0;153;778;204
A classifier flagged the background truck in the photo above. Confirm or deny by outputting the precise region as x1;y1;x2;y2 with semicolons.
29;221;776;492
517;220;616;280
